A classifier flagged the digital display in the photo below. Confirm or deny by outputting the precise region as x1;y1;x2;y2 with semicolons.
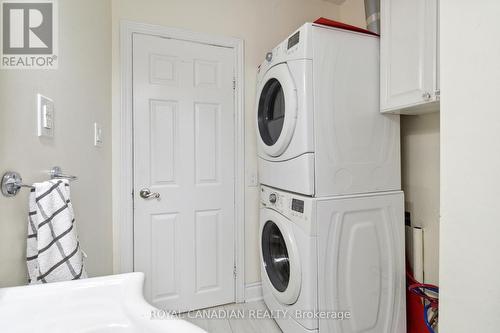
287;31;300;49
291;198;304;213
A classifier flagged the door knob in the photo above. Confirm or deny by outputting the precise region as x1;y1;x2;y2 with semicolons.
139;188;160;199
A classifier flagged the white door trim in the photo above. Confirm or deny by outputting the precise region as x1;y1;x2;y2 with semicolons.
117;20;246;303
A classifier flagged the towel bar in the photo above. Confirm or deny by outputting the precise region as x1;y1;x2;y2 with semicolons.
0;167;77;197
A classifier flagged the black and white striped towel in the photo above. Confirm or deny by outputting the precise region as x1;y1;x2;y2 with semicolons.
27;179;87;284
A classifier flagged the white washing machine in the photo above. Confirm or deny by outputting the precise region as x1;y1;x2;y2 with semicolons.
256;23;401;197
260;185;406;333
260;185;319;333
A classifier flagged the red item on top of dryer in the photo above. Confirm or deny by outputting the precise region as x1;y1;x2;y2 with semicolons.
314;17;379;37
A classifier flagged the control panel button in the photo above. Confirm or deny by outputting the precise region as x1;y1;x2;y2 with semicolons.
269;193;277;204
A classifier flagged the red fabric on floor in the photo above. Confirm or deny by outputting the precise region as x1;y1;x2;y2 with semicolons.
407;287;429;333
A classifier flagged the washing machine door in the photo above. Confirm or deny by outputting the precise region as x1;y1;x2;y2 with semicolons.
260;208;301;305
256;63;298;157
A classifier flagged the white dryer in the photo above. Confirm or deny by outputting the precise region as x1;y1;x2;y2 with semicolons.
259;185;406;333
256;23;401;197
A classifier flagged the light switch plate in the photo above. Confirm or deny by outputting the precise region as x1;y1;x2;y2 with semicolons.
37;94;54;137
94;122;103;147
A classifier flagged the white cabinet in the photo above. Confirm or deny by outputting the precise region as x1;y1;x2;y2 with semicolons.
380;0;439;114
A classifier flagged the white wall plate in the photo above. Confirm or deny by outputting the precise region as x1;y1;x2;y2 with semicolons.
37;94;54;138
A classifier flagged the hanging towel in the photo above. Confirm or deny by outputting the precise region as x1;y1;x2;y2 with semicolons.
27;179;87;284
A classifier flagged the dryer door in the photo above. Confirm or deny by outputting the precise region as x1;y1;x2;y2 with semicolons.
260;208;301;305
256;63;298;157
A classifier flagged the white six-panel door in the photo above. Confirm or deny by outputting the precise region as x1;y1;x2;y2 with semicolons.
132;33;236;312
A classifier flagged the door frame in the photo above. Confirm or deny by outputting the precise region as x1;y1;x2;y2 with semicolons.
117;21;245;303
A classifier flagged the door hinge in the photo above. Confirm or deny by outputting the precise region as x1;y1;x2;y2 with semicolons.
233;265;237;279
232;78;236;90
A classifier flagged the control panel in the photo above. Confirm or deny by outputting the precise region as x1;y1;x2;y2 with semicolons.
287;31;300;50
269;27;306;63
256;23;313;78
291;198;304;213
260;185;313;230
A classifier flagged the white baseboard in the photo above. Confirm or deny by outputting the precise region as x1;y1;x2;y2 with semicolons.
245;281;263;302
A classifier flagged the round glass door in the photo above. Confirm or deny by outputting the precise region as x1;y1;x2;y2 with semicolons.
258;79;286;146
261;220;290;292
255;64;297;157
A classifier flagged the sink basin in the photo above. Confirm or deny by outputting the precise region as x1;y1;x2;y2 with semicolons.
0;272;206;333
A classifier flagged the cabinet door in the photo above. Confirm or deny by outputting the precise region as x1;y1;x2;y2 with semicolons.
380;0;438;113
317;193;406;333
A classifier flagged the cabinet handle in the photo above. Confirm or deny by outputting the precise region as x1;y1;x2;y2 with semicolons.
422;92;432;101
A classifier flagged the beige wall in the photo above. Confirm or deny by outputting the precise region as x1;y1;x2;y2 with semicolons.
440;1;500;331
340;0;441;285
339;0;366;28
111;0;341;284
401;114;440;285
0;0;113;287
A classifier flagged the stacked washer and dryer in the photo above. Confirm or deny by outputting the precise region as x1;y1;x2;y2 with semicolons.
256;23;406;333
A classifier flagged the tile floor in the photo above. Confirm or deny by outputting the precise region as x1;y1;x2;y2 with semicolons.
181;301;282;333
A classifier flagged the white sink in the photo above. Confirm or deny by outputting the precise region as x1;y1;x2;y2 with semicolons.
0;272;206;333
